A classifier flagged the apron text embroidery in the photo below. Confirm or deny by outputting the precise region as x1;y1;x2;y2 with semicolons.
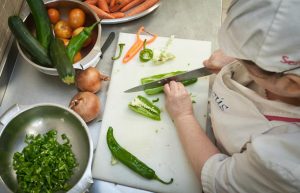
212;91;229;111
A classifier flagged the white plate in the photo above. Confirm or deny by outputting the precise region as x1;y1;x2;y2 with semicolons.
100;2;160;24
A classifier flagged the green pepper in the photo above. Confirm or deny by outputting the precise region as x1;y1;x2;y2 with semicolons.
139;40;153;62
141;71;198;95
107;127;173;185
112;43;125;60
66;21;100;62
128;95;161;120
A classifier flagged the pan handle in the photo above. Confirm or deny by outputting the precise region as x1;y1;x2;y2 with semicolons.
0;104;21;126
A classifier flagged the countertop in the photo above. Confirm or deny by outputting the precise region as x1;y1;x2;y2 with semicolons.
0;0;222;192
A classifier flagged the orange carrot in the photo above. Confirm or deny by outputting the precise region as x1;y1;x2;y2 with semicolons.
110;0;133;12
126;0;159;16
120;0;145;12
110;0;116;7
84;0;97;5
87;4;115;19
110;12;125;18
97;0;110;12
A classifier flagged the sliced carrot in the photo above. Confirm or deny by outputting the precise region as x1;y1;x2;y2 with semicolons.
84;0;97;5
97;0;110;12
87;4;115;19
120;0;145;12
126;0;159;16
110;12;125;18
110;0;133;12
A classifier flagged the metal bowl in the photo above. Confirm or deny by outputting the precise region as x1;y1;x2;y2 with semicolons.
0;103;93;192
17;0;102;76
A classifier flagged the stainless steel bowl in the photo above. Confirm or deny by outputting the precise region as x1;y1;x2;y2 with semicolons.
0;103;93;192
18;0;102;76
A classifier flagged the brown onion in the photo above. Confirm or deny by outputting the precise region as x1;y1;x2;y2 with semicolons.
69;92;100;122
75;67;109;93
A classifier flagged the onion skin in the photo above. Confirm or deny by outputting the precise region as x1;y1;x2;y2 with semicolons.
75;67;109;93
69;91;100;122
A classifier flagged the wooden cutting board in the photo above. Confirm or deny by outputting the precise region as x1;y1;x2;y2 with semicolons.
92;32;211;193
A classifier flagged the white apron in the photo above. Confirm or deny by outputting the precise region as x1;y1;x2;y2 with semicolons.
201;62;300;193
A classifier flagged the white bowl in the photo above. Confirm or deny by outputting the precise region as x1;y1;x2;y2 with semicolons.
17;0;102;76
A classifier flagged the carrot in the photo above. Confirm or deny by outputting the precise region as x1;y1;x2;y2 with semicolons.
120;0;145;12
87;4;115;19
126;0;159;16
97;0;110;12
110;0;116;7
106;0;111;4
110;12;125;18
84;0;97;5
110;0;133;12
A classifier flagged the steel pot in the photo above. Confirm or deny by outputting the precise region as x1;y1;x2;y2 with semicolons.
0;103;93;192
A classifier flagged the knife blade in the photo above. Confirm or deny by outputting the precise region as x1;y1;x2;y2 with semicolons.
100;32;115;59
124;67;212;93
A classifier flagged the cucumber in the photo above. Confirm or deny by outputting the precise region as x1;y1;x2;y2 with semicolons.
49;38;75;85
8;16;52;67
26;0;52;50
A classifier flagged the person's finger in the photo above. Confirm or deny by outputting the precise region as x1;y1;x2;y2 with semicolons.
163;83;171;95
177;82;185;90
169;81;178;91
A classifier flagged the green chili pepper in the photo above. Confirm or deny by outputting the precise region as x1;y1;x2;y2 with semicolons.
139;40;153;62
112;43;125;60
128;95;161;120
107;127;173;185
141;71;198;95
66;21;100;62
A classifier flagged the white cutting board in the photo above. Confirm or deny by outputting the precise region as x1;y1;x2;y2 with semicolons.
92;33;211;193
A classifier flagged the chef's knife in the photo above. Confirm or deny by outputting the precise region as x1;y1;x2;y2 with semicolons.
124;67;212;93
100;32;115;58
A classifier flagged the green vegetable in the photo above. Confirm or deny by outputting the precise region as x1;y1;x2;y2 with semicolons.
67;21;100;62
141;71;198;95
107;127;173;185
13;130;78;193
8;16;52;67
49;37;75;85
139;40;153;62
152;98;159;103
112;43;125;60
26;0;52;50
152;35;175;65
129;95;161;120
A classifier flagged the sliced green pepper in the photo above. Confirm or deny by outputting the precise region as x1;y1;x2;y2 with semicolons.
112;43;125;60
128;95;161;120
107;127;173;185
141;71;198;95
139;40;153;62
66;21;100;62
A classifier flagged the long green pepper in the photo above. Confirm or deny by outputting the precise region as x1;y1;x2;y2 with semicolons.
128;95;161;120
66;21;100;62
107;127;173;185
141;71;198;95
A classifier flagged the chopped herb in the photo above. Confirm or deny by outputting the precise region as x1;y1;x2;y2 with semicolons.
13;129;78;193
192;100;196;104
152;98;159;103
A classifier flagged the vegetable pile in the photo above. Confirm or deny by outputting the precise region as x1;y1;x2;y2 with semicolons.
13;130;78;193
84;0;160;19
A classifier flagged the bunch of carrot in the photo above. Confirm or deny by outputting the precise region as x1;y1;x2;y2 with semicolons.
84;0;159;19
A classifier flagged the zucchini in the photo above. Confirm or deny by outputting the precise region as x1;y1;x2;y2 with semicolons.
26;0;52;50
8;16;52;67
49;38;75;85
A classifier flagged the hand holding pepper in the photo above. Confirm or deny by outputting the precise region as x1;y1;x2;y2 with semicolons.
163;81;194;121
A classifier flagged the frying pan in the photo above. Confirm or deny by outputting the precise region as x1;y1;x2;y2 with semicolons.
0;103;93;192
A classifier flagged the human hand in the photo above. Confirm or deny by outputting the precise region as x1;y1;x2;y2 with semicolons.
163;81;194;121
203;49;236;74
